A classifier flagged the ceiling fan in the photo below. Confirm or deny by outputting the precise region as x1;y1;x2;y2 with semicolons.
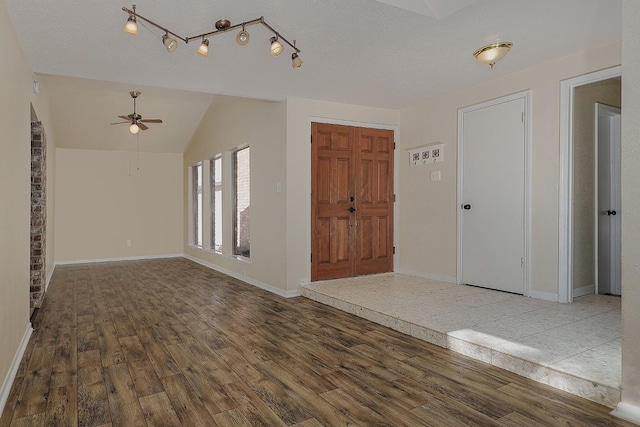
111;91;163;134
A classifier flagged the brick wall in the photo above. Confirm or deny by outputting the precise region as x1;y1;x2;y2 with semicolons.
30;121;46;308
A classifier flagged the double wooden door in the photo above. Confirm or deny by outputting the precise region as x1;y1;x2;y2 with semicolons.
311;122;394;281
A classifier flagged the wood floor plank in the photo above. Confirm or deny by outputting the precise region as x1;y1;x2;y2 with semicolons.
139;392;182;427
50;327;77;389
4;259;632;427
96;322;125;367
119;336;164;398
103;363;146;427
44;384;78;427
78;382;111;427
160;373;216;426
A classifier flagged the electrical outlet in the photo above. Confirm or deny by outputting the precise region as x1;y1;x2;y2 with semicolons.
127;239;132;247
431;171;441;181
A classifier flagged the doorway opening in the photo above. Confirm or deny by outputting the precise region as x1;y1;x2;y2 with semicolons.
559;67;622;302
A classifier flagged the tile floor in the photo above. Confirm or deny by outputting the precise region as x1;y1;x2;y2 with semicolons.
300;273;622;407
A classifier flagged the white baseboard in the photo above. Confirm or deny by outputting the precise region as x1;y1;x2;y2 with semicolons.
45;263;56;293
183;254;296;298
611;402;640;425
394;268;457;284
573;284;595;298
0;325;33;417
528;290;559;302
55;254;183;265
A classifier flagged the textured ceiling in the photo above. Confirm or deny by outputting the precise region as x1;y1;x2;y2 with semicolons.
6;0;622;152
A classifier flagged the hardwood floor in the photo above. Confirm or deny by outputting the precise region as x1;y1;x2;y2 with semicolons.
0;258;633;426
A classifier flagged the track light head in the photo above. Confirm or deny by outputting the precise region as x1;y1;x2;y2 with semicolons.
236;25;250;46
270;36;283;56
162;33;178;52
197;38;209;56
125;15;138;35
129;122;140;134
291;52;303;69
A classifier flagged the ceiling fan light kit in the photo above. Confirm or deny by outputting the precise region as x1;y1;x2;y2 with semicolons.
122;4;303;68
110;91;163;134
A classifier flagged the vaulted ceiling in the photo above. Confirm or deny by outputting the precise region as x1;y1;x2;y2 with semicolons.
6;0;622;152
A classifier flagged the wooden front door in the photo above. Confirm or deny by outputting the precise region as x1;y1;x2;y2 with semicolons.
311;122;394;281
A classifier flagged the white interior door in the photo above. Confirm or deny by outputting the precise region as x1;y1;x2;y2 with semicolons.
596;103;622;295
460;95;526;294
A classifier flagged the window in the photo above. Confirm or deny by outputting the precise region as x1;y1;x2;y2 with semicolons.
233;146;250;258
210;155;222;252
192;163;203;247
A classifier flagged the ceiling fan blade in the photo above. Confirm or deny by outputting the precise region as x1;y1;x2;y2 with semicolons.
118;115;132;121
139;119;163;123
110;121;129;125
137;122;149;131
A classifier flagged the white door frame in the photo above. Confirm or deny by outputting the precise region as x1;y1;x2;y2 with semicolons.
558;66;621;303
457;90;532;296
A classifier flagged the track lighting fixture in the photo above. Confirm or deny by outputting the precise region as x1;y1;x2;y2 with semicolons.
121;5;302;68
291;52;303;69
197;38;209;56
124;4;138;35
125;16;137;35
236;24;250;46
473;42;513;68
162;32;178;52
270;36;283;56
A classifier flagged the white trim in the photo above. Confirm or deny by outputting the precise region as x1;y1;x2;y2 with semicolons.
45;262;56;292
611;402;640;425
558;65;621;303
573;284;595;298
55;254;183;265
395;268;457;284
0;325;33;417
528;290;559;302
305;117;400;284
456;90;532;297
183;254;299;298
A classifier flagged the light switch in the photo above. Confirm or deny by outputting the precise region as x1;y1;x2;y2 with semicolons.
431;171;441;181
276;182;282;193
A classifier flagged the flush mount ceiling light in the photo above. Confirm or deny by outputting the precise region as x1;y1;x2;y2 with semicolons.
473;41;513;68
122;5;303;68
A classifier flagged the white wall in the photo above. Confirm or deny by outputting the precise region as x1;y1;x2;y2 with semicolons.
0;0;43;413
183;97;289;294
55;149;183;262
285;97;400;291
620;0;640;415
398;42;621;297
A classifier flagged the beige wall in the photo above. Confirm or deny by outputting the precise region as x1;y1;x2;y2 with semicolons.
285;97;400;291
0;0;43;409
572;79;621;292
55;149;183;262
620;0;640;413
398;42;621;298
183;97;289;293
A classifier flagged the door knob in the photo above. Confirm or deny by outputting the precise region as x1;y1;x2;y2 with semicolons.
349;207;356;213
462;204;471;210
607;210;617;216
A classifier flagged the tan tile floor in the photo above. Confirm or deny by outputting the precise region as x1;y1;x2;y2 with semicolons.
301;273;622;407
